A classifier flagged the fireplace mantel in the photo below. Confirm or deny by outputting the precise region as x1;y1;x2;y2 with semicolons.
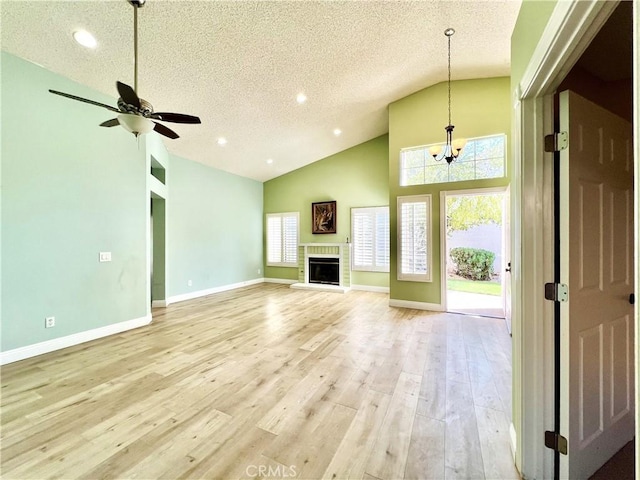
290;243;351;293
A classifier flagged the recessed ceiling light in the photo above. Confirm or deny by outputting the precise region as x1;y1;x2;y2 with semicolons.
217;137;227;146
333;128;342;136
296;93;307;104
266;158;274;164
73;29;97;49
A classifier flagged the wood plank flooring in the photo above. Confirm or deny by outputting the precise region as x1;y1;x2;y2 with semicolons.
1;284;518;479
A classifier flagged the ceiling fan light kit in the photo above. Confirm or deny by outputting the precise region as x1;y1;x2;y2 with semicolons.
117;114;154;136
431;27;466;165
48;0;200;140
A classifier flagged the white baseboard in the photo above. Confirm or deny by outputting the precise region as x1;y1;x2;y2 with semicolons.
151;300;167;308
263;278;297;285
389;299;444;311
167;277;264;304
0;315;152;365
350;284;390;293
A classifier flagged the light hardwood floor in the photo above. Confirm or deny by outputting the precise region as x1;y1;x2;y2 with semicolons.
1;284;519;479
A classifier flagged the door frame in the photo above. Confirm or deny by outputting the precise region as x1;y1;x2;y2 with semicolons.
439;186;509;318
513;0;639;478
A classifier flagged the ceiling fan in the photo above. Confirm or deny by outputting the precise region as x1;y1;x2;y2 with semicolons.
48;0;200;139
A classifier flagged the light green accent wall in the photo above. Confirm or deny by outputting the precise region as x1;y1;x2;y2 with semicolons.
263;135;389;287
511;0;558;89
167;154;263;296
389;77;511;304
1;52;148;351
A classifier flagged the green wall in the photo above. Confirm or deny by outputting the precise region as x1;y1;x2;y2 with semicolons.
167;154;263;296
1;52;265;353
511;0;558;89
511;0;558;88
263;135;389;287
1;52;147;351
388;77;511;305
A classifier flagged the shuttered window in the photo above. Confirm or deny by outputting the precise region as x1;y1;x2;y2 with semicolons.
397;195;432;282
266;212;299;267
351;206;389;272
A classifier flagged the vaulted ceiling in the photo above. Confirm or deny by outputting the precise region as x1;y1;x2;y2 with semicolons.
1;1;522;181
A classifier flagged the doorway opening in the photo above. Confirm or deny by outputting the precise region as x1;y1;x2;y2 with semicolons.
513;1;636;477
150;195;166;308
548;3;635;476
149;154;167;309
442;187;509;320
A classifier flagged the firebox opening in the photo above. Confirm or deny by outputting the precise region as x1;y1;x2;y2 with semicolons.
309;257;339;286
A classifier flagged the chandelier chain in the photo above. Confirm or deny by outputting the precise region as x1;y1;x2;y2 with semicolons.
447;33;451;126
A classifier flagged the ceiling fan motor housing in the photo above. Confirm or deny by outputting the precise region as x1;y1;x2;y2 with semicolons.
128;0;146;8
117;97;154;117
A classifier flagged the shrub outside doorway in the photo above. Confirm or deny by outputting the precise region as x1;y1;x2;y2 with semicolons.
445;192;504;318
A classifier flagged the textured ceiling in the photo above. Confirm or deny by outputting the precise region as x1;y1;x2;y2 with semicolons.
1;0;522;182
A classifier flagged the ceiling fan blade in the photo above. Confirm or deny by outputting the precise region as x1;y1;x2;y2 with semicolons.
100;118;120;127
49;89;120;113
151;112;201;124
116;81;140;109
153;121;179;139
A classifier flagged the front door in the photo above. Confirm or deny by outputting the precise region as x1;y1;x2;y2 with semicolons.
558;90;635;478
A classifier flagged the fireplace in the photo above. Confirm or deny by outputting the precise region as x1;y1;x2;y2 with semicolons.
308;257;340;285
290;243;351;293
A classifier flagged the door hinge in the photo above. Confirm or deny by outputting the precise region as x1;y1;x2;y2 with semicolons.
544;282;569;302
544;131;568;152
544;431;568;455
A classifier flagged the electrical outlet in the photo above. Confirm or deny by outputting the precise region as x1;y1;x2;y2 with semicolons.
187;280;192;287
99;252;112;262
45;316;55;328
258;268;261;275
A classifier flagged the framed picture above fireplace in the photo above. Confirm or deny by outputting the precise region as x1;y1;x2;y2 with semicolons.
311;201;336;234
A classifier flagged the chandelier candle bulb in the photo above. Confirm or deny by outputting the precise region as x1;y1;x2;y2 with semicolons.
452;137;467;152
429;145;443;157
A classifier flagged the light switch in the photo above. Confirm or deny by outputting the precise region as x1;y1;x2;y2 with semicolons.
99;252;112;262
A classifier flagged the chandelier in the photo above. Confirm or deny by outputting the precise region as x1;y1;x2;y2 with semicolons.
429;28;466;164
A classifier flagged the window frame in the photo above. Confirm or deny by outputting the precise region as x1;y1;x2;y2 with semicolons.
399;133;507;186
266;212;299;268
397;194;432;282
350;206;390;273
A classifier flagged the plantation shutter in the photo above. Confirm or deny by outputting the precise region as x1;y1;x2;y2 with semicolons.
351;207;389;272
282;214;298;264
266;216;282;264
397;195;431;281
353;211;374;268
375;209;390;268
266;212;299;267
